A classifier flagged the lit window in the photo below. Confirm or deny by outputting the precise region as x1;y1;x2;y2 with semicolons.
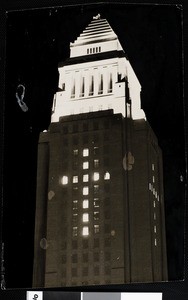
83;148;89;157
73;176;78;183
83;174;89;182
154;225;157;233
94;159;99;168
153;176;155;183
104;172;110;180
83;187;89;195
73;149;78;156
83;162;89;169
154;212;156;220
94;225;100;233
94;198;99;208
73;227;78;237
82;226;89;236
149;183;152;190
152;164;155;171
153;201;156;208
61;176;68;185
93;172;100;181
154;238;157;246
83;213;89;222
83;200;89;209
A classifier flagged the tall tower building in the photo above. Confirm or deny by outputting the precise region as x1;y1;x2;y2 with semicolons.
33;15;168;288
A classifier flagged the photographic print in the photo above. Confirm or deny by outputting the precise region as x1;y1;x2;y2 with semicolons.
1;2;185;289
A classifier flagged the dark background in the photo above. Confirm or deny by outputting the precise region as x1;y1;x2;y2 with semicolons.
0;0;187;299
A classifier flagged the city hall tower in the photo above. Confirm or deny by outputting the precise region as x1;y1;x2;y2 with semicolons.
33;15;168;288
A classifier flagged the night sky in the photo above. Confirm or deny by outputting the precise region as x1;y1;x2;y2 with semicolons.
2;3;186;288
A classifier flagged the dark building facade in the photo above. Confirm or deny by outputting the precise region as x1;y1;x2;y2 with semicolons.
33;15;168;287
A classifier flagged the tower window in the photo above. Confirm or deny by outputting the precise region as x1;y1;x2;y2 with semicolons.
155;238;157;246
72;254;78;263
94;146;99;155
153;176;155;183
154;225;157;233
152;164;155;171
83;200;89;209
94;224;100;234
94;185;99;194
61;176;68;185
73;227;78;237
98;74;103;95
87;49;89;54
73;200;78;210
93;172;100;181
83;213;89;222
71;78;75;98
104;172;110;180
80;77;85;97
94;252;99;261
83;174;89;182
94;159;99;168
72;213;78;223
73;149;78;156
108;73;113;93
82;226;89;236
94;211;99;221
83;148;89;157
83;187;89;195
94;198;99;208
83;162;89;169
83;253;88;262
99;46;101;52
89;75;94;96
73;176;78;183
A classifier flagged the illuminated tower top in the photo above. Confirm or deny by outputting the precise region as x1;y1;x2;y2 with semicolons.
51;15;146;123
70;14;123;57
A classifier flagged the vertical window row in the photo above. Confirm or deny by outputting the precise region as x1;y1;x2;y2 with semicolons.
70;67;113;99
87;46;101;54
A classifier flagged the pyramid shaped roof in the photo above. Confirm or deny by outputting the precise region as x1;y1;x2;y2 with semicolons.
71;15;118;47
